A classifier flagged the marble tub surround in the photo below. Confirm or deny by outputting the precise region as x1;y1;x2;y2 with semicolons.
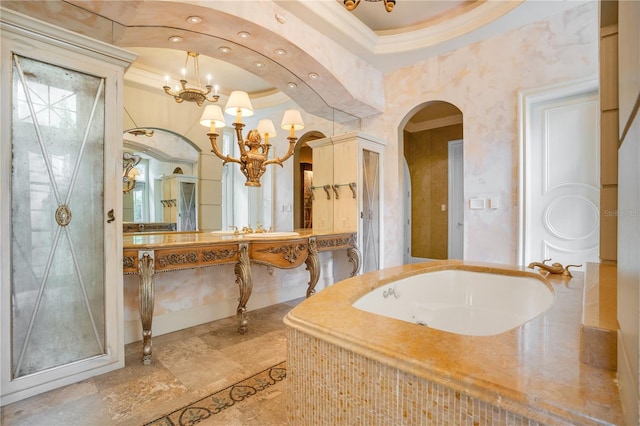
285;260;623;425
580;262;618;371
124;229;360;364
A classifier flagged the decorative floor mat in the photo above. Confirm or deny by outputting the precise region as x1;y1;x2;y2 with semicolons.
144;361;286;426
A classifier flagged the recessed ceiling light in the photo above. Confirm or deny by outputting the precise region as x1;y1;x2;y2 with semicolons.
254;61;265;68
237;31;251;39
274;48;287;56
287;82;297;89
308;72;319;80
219;46;232;54
186;16;202;24
168;35;183;43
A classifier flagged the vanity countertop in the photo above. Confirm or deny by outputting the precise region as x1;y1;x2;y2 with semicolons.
122;229;351;249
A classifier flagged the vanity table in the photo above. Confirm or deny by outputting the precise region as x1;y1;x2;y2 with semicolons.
123;230;360;364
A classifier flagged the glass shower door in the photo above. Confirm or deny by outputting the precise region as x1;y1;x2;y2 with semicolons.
10;54;106;379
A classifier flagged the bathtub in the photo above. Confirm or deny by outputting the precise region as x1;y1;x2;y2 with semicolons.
284;260;622;425
352;269;554;336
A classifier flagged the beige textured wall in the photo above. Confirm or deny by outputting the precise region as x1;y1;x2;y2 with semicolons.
405;124;463;259
365;3;599;266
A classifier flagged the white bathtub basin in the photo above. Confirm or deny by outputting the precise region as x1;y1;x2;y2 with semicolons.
243;232;300;238
352;269;553;336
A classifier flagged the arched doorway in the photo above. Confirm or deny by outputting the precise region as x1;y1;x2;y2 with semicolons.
293;131;325;229
403;101;464;262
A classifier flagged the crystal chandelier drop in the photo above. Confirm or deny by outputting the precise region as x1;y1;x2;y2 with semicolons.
162;51;219;106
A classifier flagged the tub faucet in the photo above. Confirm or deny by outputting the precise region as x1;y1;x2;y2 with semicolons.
383;286;400;299
527;259;582;277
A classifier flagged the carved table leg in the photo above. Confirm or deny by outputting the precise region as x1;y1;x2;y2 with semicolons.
347;245;361;277
138;251;155;365
234;243;252;334
305;237;319;298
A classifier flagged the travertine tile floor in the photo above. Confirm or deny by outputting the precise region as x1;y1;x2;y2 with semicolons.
1;298;303;426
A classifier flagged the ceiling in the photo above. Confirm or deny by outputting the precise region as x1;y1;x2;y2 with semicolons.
2;0;588;121
127;1;481;102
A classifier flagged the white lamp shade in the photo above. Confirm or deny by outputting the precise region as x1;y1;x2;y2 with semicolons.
280;109;304;130
224;90;254;117
257;119;277;138
199;105;226;129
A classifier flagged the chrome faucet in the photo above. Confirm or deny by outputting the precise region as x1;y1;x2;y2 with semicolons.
527;259;582;277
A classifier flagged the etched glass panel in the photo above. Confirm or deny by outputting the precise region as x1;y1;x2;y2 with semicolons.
11;55;105;378
362;149;379;273
179;181;197;231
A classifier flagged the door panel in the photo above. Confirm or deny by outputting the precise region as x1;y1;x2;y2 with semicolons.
527;90;600;268
10;54;106;378
448;140;464;259
2;20;128;403
362;149;380;273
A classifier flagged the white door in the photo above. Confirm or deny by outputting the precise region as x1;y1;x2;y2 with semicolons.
403;161;412;263
524;85;600;269
448;140;464;259
1;22;127;404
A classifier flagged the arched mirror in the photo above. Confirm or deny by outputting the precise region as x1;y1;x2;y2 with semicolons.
293;131;326;229
122;128;200;232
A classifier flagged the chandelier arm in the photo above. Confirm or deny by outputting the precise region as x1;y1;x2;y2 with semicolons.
208;132;243;165
162;86;175;96
234;122;248;162
123;177;136;193
263;138;297;167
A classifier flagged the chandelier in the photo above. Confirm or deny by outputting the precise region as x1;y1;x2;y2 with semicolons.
344;0;395;12
162;51;219;106
200;91;304;187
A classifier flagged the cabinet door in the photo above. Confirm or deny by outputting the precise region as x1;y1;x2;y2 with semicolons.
1;38;124;403
333;141;357;232
178;179;197;231
361;149;380;273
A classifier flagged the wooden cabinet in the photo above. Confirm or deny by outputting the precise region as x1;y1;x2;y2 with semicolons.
159;175;198;231
308;132;386;273
0;9;135;404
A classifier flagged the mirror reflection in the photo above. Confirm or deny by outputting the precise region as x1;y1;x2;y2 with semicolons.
122;128;199;232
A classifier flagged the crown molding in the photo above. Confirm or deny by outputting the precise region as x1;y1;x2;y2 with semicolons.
405;114;463;133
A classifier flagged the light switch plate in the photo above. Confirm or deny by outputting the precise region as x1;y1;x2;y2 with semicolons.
469;198;486;210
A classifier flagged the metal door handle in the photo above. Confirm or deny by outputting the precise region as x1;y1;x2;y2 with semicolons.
107;209;115;223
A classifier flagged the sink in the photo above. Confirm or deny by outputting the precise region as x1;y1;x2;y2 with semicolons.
243;232;300;238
